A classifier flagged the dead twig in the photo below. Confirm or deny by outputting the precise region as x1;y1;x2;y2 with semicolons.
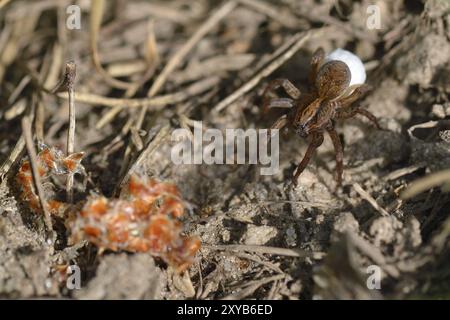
407;120;444;139
212;30;316;113
384;162;426;181
226;251;284;273
260;199;336;209
90;0;134;90
52;61;77;202
171;54;255;85
352;182;390;217
21;116;53;235
116;125;171;196
401;169;450;199
221;274;285;300
238;0;305;29
135;0;238;129
348;232;400;278
0;0;11;9
98;19;162;129
66;62;76;203
56;76;220;109
205;244;324;259
0;136;25;181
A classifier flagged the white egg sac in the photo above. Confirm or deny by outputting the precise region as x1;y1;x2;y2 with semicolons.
324;49;366;86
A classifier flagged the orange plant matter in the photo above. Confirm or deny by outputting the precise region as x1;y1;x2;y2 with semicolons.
69;175;201;273
16;143;85;215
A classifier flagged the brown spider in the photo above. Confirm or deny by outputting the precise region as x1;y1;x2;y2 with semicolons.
262;48;381;186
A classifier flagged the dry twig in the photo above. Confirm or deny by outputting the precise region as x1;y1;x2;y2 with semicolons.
56;76;220;110
90;0;134;90
212;30;316;113
52;61;77;202
401;169;450;200
352;182;390;217
135;0;238;129
221;274;285;300
21;117;53;234
205;244;324;259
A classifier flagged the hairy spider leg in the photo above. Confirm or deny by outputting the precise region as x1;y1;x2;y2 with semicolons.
308;47;325;85
265;98;295;109
335;104;382;130
292;132;324;185
337;84;371;106
326;126;344;186
262;78;301;113
270;114;289;130
355;109;382;130
265;114;289;146
334;84;381;130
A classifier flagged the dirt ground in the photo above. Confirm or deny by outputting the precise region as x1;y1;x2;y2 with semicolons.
0;0;449;300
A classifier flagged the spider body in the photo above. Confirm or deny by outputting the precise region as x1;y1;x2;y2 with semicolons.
262;48;381;186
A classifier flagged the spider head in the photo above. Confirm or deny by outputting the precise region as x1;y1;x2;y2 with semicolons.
293;99;326;138
295;123;310;138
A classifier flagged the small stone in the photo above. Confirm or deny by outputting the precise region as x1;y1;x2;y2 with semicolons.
242;225;277;245
333;212;359;234
221;229;231;242
431;104;446;118
369;216;402;246
285;225;297;247
75;253;164;300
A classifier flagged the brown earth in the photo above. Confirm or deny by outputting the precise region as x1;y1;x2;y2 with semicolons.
0;0;449;299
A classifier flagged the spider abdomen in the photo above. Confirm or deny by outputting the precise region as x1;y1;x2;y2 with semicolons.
316;60;351;99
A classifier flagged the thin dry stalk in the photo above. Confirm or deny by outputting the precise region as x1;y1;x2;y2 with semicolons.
56;76;220;109
0;135;25;181
116;125;171;196
0;0;11;9
90;0;134;90
66;64;76;202
136;0;238;128
205;244;324;259
238;0;304;29
212;30;315;113
221;274;285;300
352;182;390;216
401;169;450;199
21;117;53;233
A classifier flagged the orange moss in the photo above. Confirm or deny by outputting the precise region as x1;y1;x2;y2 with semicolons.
16;144;85;216
69;175;200;273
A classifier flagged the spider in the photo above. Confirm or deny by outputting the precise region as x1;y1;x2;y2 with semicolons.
262;48;381;186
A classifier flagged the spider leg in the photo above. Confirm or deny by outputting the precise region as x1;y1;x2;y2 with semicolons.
337;84;371;107
326;126;343;186
262;79;301;113
266;98;295;109
270;114;289;130
292;132;324;185
334;84;381;129
355;109;382;130
308;48;325;85
336;106;382;130
267;114;289;144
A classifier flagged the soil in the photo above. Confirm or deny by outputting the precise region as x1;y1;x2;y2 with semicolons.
0;0;449;299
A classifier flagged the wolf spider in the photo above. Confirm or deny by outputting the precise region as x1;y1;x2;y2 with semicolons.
263;48;381;186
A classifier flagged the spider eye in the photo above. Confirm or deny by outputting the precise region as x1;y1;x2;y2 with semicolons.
296;124;309;138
